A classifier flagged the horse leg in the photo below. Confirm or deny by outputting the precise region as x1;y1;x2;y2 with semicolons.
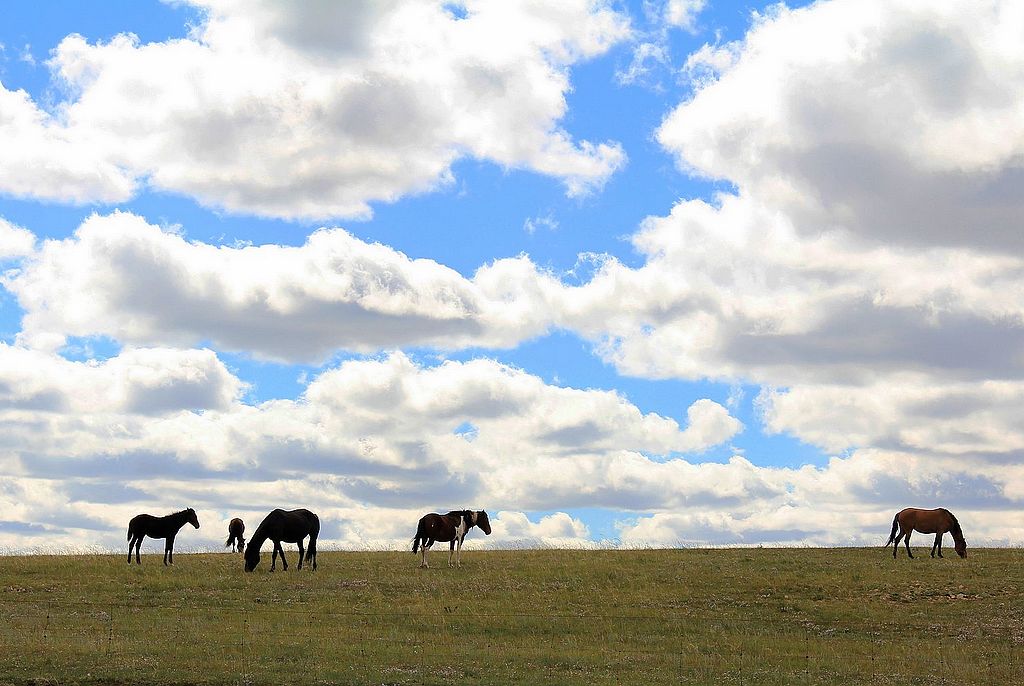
456;537;463;568
449;540;456;567
306;537;317;571
904;530;913;559
892;530;904;559
935;533;943;558
276;541;288;571
270;545;278;572
297;540;305;570
127;533;135;564
421;539;433;569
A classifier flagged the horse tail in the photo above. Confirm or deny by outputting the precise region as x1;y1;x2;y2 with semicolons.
412;518;425;553
884;512;899;547
127;524;132;541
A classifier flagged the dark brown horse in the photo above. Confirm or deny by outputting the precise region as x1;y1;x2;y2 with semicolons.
412;510;491;568
884;507;967;559
127;508;200;565
244;508;319;572
225;517;245;553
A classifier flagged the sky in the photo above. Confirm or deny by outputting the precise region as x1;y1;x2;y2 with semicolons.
1;0;1023;553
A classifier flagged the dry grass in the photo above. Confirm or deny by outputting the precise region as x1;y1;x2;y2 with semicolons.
1;547;1022;684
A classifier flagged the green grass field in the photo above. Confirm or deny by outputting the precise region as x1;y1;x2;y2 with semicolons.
1;547;1021;685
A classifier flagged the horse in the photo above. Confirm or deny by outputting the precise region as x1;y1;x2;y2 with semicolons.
244;508;319;572
884;507;967;559
225;517;246;553
412;510;491;568
126;508;201;565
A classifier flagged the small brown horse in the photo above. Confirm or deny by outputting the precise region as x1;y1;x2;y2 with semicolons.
412;510;491;568
225;517;245;553
127;508;200;565
884;507;967;559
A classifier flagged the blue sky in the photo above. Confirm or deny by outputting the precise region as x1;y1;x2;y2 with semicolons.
1;0;1022;551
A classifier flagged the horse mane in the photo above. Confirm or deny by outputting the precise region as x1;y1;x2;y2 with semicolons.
939;508;965;541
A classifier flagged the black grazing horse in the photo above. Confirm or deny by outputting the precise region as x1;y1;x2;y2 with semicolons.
127;508;200;565
244;508;320;572
412;510;491;568
225;517;246;553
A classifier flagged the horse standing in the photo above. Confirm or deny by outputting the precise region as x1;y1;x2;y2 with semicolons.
244;508;319;572
225;517;246;553
126;508;201;565
412;510;491;568
884;507;967;559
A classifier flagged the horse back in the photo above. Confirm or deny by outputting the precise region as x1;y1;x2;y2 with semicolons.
898;507;951;534
265;508;319;543
418;513;458;542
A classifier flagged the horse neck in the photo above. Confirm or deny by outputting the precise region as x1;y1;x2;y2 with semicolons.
249;522;274;547
940;509;964;543
167;510;191;530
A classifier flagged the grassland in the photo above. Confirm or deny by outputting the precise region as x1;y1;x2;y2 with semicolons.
1;547;1021;685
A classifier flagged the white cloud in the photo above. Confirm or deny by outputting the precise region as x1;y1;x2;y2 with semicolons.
2;345;1022;552
664;0;707;33
0;86;137;204
0;0;629;218
0;347;746;551
0;218;35;259
523;213;559;234
5;211;564;360
658;0;1024;252
491;511;594;547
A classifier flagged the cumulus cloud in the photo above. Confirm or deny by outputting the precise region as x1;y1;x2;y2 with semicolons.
0;0;628;218
0;347;742;550
0;87;136;204
0;218;35;259
5;211;566;359
658;0;1024;252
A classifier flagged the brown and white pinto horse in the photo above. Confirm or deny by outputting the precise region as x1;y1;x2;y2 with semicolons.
412;510;491;568
225;517;245;553
884;507;967;559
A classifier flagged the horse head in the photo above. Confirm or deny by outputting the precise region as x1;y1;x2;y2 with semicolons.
955;539;967;558
476;510;492;535
186;508;200;529
244;543;260;572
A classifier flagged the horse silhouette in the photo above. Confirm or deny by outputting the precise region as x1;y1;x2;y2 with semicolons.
244;508;319;572
127;508;200;565
225;517;246;553
884;507;967;559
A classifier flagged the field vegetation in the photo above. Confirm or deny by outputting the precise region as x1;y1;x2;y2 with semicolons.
2;547;1021;684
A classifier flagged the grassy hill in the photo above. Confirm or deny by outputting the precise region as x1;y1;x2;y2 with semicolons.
1;547;1021;685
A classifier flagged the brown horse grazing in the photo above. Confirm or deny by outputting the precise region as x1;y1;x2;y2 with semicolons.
412;510;491;568
884;507;967;559
127;508;200;565
225;517;245;553
244;508;319;572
